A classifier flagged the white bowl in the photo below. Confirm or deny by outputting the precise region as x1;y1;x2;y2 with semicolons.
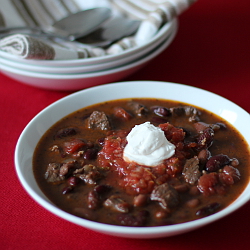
0;29;177;91
0;19;177;67
0;20;177;74
15;81;250;239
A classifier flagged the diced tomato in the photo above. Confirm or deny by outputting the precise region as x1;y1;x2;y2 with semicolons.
158;123;185;143
63;138;85;154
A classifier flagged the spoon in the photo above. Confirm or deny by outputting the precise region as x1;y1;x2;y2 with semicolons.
0;11;140;47
0;7;111;41
76;15;141;47
50;7;111;40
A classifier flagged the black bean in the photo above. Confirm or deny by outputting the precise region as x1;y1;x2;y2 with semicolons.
196;202;220;217
205;154;231;172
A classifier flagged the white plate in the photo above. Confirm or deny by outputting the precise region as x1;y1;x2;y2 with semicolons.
0;21;177;74
0;28;177;91
15;81;250;238
0;19;177;67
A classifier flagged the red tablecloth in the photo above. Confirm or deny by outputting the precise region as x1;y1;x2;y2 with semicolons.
1;1;250;249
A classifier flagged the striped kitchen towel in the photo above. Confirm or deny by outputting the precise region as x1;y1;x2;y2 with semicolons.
0;0;196;60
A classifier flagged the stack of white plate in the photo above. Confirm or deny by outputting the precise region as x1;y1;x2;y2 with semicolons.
0;19;178;91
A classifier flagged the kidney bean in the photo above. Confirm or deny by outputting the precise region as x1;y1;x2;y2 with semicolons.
87;190;99;209
104;195;130;213
84;148;99;160
114;107;132;120
193;122;209;133
55;127;77;139
219;165;241;185
62;186;74;195
215;122;227;130
197;149;211;169
197;127;214;149
155;210;169;219
186;198;200;208
117;210;149;227
97;137;105;146
196;202;220;217
151;106;171;117
198;149;211;162
205;154;231;172
67;176;80;186
134;194;148;207
93;184;112;195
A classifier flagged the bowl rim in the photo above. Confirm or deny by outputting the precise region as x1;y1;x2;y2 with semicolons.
0;19;177;67
0;20;177;73
14;81;250;238
0;28;177;79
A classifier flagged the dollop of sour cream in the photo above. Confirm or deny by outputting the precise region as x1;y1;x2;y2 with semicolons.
123;122;176;166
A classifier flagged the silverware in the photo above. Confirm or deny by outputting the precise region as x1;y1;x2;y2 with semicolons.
76;16;141;47
50;7;111;40
0;11;140;48
0;7;111;41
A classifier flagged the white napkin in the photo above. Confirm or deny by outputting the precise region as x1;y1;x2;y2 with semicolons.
0;33;106;60
0;0;196;60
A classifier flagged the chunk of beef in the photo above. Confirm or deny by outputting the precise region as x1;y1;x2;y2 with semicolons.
104;195;130;213
73;164;103;185
182;157;201;185
44;163;65;183
150;183;179;209
59;160;82;176
87;111;111;130
127;101;148;116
